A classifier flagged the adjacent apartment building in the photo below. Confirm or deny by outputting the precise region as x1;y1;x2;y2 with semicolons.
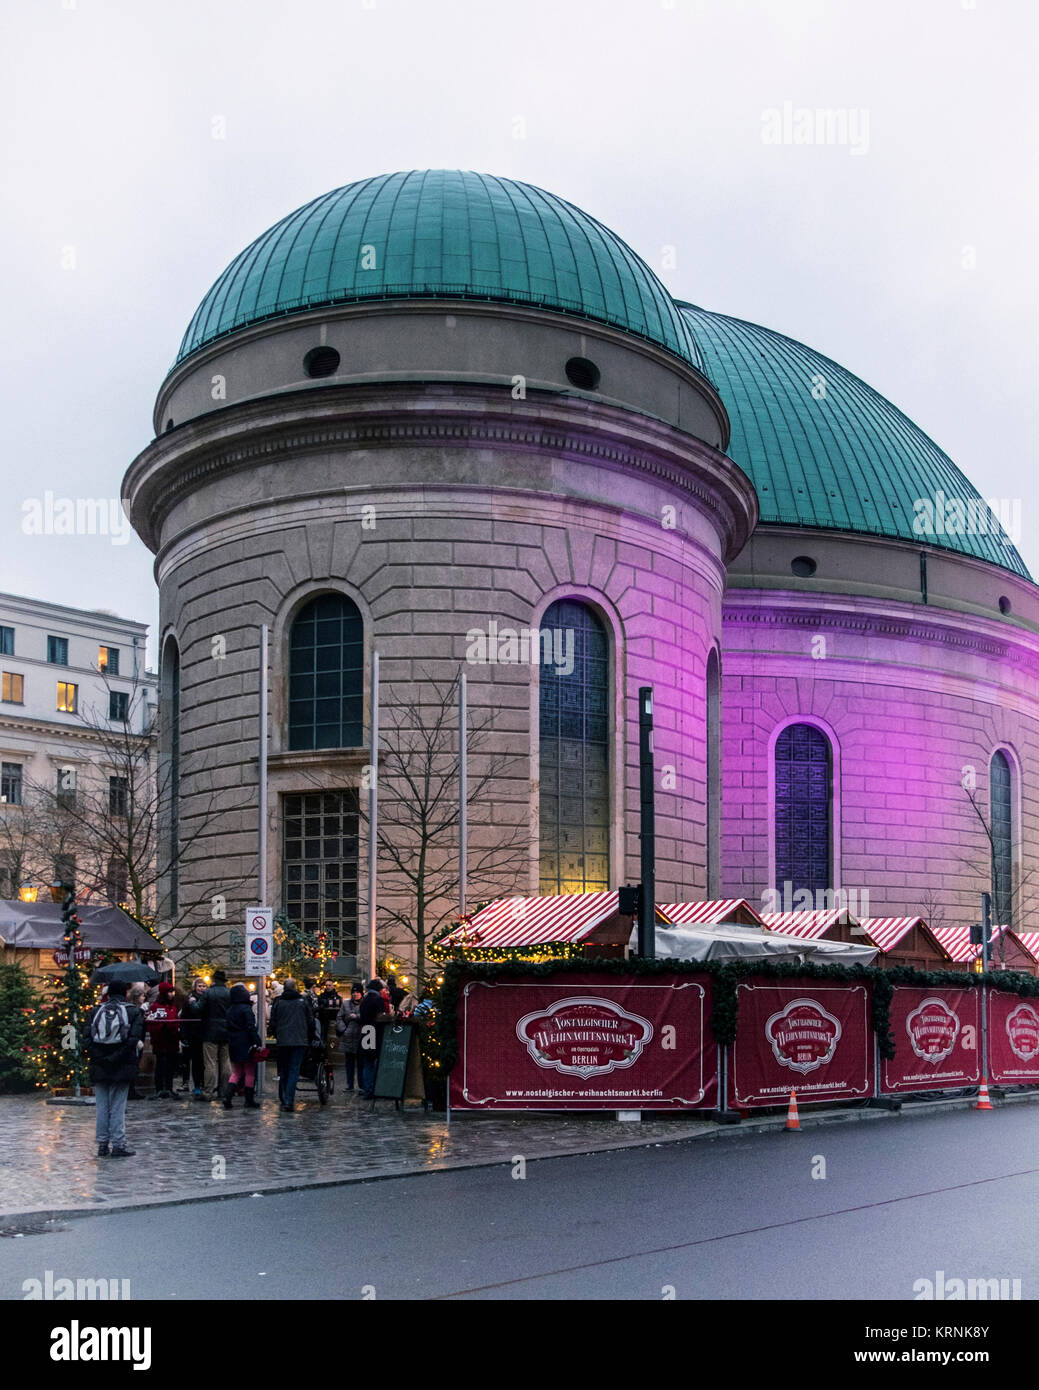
0;592;157;907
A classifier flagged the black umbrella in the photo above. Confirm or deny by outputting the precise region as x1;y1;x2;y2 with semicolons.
89;961;160;987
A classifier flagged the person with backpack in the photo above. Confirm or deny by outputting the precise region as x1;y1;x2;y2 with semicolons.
200;968;232;1099
86;979;145;1158
145;982;181;1099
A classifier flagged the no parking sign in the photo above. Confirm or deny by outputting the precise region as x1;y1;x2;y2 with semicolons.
245;906;273;976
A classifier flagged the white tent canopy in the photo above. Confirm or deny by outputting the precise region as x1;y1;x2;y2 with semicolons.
629;920;878;966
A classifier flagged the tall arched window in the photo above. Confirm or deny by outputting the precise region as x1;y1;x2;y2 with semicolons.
161;637;180;916
539;600;610;895
991;750;1013;925
774;723;831;896
706;647;721;897
288;595;363;750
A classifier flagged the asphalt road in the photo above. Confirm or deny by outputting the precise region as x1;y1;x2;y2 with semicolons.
2;1105;1037;1301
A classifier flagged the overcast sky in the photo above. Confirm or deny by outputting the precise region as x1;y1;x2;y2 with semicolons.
2;0;1036;666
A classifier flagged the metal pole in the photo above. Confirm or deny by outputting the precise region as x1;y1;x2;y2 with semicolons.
638;686;655;959
981;890;991;1083
368;651;379;982
459;669;468;922
257;624;269;1097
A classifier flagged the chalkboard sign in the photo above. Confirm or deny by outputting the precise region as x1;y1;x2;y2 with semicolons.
373;1024;424;1103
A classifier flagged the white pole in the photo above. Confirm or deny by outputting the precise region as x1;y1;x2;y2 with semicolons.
257;624;269;1097
368;651;379;982
459;669;467;921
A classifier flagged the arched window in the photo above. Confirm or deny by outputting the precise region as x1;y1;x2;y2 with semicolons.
991;751;1013;925
706;647;721;897
774;723;831;896
161;638;180;916
539;600;610;895
288;595;364;750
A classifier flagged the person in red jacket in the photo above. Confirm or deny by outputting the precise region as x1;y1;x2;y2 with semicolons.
145;982;182;1099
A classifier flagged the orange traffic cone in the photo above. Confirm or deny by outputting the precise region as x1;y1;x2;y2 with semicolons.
975;1079;994;1110
785;1089;800;1130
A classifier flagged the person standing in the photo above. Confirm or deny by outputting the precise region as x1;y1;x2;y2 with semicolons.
86;979;145;1158
269;977;315;1111
181;977;207;1097
358;977;392;1100
224;984;262;1109
316;979;342;1041
200;969;231;1099
335;984;363;1092
145;982;181;1099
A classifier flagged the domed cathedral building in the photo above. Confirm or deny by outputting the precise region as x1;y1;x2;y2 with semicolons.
123;170;1039;974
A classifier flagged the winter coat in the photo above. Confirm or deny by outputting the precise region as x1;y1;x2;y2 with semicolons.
359;987;390;1053
335;999;362;1051
180;991;205;1048
226;985;262;1064
86;1000;145;1085
145;1000;181;1053
269;986;316;1048
200;983;231;1043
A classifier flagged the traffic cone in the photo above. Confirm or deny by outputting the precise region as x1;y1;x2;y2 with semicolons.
785;1089;800;1130
975;1078;994;1111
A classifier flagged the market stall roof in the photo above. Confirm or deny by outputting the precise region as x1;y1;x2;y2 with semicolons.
627;919;878;966
760;908;860;939
1016;931;1039;962
435;891;638;950
0;900;161;953
928;924;1010;964
658;898;765;926
857;915;953;958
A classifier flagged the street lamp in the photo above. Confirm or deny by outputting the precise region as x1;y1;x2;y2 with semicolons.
18;882;38;903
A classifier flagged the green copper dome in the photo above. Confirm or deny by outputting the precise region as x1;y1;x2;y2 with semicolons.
176;171;702;369
678;303;1028;578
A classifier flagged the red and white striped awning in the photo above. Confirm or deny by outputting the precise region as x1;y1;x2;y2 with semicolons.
928;924;1009;963
1015;931;1039;962
858;916;928;952
659;899;765;926
760;909;858;939
436;891;621;949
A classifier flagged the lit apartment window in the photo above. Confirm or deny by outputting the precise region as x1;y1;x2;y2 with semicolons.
99;646;119;675
0;626;13;656
47;636;69;665
109;690;129;721
57;681;78;714
56;767;77;809
1;763;23;806
1;672;24;704
109;776;129;817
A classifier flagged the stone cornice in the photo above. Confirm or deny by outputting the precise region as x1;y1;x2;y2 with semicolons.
124;384;758;564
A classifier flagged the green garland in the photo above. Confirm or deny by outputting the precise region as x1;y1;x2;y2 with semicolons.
438;956;1039;1073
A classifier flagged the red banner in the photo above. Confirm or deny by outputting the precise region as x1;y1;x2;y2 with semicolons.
989;991;1039;1084
881;987;981;1093
730;980;874;1107
450;973;716;1110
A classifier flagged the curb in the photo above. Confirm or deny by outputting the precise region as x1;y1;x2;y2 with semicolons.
3;1089;1037;1228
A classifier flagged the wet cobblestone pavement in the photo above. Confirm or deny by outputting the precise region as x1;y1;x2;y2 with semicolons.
0;1084;714;1220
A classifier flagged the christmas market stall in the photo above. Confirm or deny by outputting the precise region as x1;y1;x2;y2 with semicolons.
857;917;955;971
0;898;164;989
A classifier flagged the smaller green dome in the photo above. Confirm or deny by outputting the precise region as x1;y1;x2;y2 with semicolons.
176;171;702;370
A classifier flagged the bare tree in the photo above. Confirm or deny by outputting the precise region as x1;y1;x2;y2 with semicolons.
959;778;1039;966
0;791;56;898
369;674;528;987
28;670;251;954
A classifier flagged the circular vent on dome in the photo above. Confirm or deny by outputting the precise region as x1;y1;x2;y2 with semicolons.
303;346;341;379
